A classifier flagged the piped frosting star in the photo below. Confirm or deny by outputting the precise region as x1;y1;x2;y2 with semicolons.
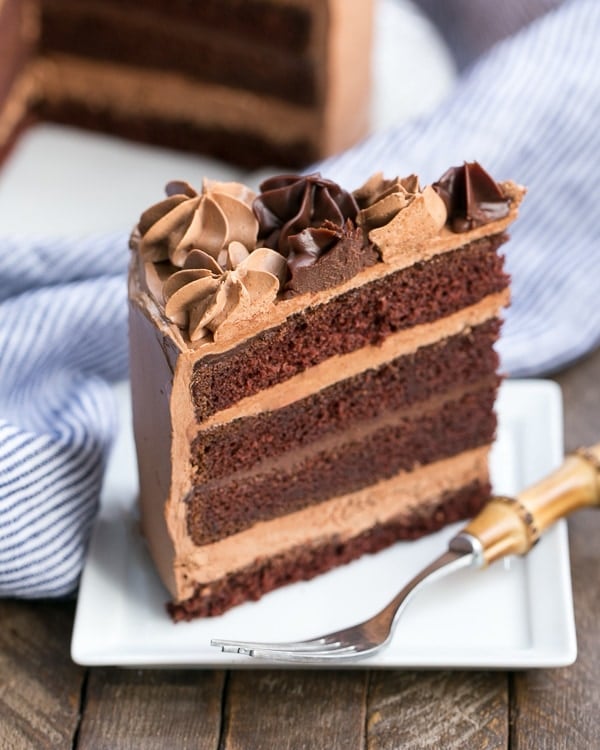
162;243;287;342
137;179;259;267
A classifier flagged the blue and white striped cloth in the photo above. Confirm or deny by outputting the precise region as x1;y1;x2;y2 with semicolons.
0;235;128;596
1;0;599;597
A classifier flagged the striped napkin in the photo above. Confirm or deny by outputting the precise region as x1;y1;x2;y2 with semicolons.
0;235;128;596
1;0;599;597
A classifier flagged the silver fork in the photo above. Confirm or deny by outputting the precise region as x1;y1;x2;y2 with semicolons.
212;540;478;663
211;446;600;663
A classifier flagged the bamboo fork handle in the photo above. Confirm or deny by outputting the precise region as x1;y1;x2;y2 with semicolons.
458;444;600;566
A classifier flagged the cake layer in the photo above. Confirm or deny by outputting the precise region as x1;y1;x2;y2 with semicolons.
34;0;372;166
37;97;317;169
42;0;313;55
32;55;321;168
170;479;489;619
186;380;498;545
196;290;509;431
170;446;490;601
191;235;509;418
40;1;321;106
191;318;501;481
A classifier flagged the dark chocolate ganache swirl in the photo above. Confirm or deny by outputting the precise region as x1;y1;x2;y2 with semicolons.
253;173;359;258
433;161;510;232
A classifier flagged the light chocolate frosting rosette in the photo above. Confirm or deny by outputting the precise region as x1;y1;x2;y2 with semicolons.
354;173;448;262
163;245;286;342
135;179;286;342
137;179;259;268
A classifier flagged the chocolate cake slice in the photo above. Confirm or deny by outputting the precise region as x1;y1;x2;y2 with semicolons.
128;164;525;620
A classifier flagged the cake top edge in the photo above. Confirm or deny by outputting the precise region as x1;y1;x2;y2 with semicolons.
129;162;525;349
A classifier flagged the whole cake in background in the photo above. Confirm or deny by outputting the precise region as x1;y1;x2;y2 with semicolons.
128;161;525;620
0;0;373;167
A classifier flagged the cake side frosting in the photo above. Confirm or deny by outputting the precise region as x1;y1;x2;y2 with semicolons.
323;0;374;155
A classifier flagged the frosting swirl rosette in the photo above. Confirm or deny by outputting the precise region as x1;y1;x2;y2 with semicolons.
353;172;447;263
162;243;287;342
137;179;259;267
432;161;510;232
354;173;446;232
354;173;421;229
253;173;359;260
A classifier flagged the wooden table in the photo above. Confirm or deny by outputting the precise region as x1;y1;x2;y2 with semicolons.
1;349;599;750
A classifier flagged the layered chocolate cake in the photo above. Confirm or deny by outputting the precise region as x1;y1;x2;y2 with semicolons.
128;162;525;620
0;0;373;167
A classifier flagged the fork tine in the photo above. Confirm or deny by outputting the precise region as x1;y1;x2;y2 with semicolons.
212;637;374;661
211;548;477;663
211;635;344;653
239;644;372;663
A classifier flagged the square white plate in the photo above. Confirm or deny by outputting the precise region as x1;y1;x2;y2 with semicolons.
71;379;576;668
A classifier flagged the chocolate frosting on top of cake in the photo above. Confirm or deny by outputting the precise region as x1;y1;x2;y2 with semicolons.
253;173;359;258
162;244;286;342
354;172;447;264
432;161;510;233
285;221;379;297
137;179;259;267
286;219;344;273
354;172;424;231
131;165;522;345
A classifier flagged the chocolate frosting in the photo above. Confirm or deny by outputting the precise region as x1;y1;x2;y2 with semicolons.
353;172;448;264
253;173;359;258
433;162;510;232
354;173;423;231
285;222;379;297
137;179;259;267
287;220;344;274
162;244;287;342
131;166;519;345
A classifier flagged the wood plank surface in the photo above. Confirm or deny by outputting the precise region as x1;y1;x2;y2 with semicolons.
76;668;225;750
511;512;600;750
221;670;368;750
366;671;508;750
0;600;84;750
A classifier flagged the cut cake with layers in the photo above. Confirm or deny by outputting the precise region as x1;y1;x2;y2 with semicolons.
128;164;525;620
0;0;373;167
